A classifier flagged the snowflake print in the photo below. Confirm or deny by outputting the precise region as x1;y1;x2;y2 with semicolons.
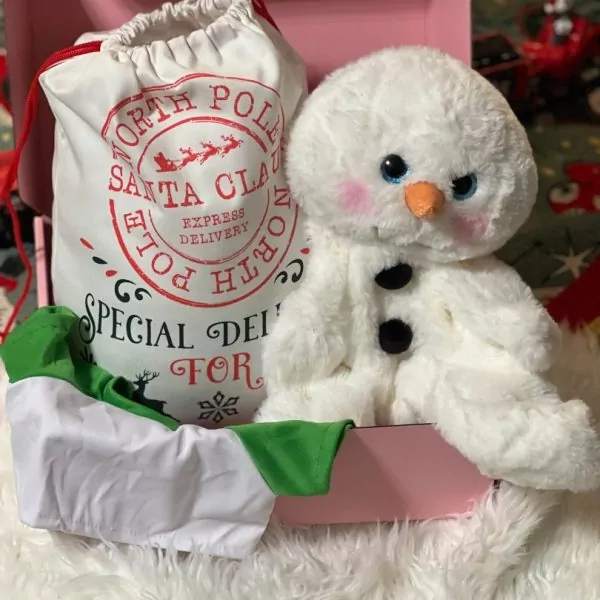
198;391;240;424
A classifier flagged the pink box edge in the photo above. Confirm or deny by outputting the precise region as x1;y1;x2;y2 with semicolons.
34;217;50;308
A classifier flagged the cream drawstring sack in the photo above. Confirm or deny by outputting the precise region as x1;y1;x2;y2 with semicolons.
41;0;307;424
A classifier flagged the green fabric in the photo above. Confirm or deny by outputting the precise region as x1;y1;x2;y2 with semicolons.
1;306;355;497
0;306;180;430
230;419;354;497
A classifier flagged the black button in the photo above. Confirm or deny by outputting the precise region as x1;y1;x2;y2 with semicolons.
379;319;413;354
375;263;413;290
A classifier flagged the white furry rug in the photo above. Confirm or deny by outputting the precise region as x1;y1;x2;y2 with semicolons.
1;328;600;599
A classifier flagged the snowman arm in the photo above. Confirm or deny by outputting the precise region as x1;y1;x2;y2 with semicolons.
443;257;561;372
262;230;349;390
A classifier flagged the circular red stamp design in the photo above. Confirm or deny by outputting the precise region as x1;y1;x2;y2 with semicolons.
102;74;298;308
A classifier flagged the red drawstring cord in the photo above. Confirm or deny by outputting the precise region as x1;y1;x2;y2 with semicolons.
252;0;280;31
0;41;102;343
0;1;279;343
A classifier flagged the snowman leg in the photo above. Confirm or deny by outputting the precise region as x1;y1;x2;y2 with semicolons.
394;360;600;492
255;370;378;426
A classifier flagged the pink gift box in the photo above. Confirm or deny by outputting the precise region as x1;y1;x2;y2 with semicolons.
7;0;492;525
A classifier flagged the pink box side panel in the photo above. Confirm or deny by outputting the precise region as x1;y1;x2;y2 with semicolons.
5;0;471;217
274;425;492;526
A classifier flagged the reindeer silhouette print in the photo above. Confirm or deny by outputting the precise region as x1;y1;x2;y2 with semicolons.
178;146;200;168
132;370;177;420
153;136;243;172
220;135;242;155
198;141;221;164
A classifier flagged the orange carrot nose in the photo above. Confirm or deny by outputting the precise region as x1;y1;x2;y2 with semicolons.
405;182;445;219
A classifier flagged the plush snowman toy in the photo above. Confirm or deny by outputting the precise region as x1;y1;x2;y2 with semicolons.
256;46;600;492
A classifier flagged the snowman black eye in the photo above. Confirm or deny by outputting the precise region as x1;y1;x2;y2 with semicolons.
380;154;410;184
451;173;478;200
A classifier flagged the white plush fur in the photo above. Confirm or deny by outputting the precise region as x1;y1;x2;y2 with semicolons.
2;329;600;598
257;47;600;492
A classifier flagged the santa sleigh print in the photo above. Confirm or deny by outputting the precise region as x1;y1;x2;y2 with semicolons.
154;134;244;172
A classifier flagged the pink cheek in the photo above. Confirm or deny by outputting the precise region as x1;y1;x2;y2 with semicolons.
450;213;489;244
338;180;373;215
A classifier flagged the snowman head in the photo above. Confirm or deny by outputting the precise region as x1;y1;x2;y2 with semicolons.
286;46;538;263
